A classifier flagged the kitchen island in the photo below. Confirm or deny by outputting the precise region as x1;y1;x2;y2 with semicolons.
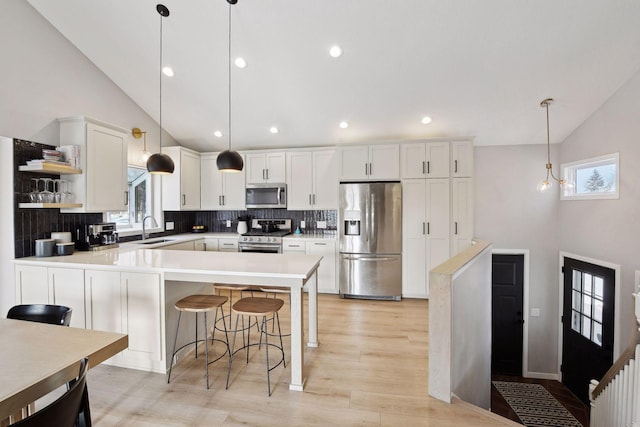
13;247;321;391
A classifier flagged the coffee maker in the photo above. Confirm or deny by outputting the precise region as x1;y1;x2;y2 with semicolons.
75;222;119;251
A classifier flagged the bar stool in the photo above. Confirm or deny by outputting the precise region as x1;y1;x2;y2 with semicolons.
168;294;229;389
213;283;255;332
259;287;291;337
226;297;286;396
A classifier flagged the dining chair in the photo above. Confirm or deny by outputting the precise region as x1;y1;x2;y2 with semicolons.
7;304;72;326
10;358;89;427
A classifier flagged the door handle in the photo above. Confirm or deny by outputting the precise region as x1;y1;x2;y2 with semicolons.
343;256;397;262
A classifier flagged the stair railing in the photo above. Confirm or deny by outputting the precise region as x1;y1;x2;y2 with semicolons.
589;286;640;427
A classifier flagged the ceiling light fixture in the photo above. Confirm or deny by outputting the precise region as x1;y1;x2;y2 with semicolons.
339;121;349;129
132;128;150;162
421;116;432;124
234;57;247;68
217;0;244;172
329;45;343;58
269;126;279;134
146;4;175;175
536;98;573;192
162;66;174;77
214;130;223;138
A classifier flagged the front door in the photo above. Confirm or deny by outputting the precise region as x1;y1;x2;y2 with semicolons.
562;257;615;404
491;254;524;376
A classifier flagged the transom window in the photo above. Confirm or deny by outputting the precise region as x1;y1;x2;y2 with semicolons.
561;153;619;200
570;269;604;346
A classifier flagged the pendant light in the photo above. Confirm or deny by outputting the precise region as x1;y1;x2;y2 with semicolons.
146;4;175;175
536;98;573;192
217;0;244;172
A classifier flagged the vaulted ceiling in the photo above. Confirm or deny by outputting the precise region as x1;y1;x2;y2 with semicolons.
26;0;640;152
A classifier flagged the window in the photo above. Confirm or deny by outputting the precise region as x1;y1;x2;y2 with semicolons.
105;166;161;234
560;153;619;200
570;269;605;346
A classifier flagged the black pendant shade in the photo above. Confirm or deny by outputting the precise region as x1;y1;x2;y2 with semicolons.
147;152;175;174
216;149;244;172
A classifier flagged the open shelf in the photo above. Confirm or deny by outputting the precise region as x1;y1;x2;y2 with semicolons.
18;203;82;209
19;164;82;175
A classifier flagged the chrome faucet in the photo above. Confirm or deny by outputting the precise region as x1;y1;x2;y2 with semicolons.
142;215;158;240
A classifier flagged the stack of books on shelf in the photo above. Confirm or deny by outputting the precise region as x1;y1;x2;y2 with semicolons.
57;145;81;169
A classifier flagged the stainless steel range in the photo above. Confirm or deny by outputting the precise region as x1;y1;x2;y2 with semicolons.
238;219;292;253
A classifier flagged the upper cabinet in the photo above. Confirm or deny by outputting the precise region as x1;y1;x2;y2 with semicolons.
58;116;128;213
286;149;338;210
400;141;450;179
200;152;246;211
451;140;473;178
161;146;201;211
339;144;400;181
245;151;286;184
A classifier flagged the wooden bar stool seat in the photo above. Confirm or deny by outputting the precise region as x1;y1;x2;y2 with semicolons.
168;294;230;389
213;283;257;333
226;297;286;396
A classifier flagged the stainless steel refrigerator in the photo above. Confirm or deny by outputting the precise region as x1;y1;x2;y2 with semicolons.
339;182;402;300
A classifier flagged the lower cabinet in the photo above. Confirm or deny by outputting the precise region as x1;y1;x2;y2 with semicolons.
15;265;164;372
283;238;337;294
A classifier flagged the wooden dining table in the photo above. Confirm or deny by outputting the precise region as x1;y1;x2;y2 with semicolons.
0;318;128;422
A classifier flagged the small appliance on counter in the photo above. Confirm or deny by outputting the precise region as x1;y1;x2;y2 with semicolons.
75;222;119;251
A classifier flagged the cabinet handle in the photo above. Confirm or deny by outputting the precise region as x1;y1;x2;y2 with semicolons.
203;243;207;251
422;222;425;235
427;222;430;235
369;162;373;176
427;161;430;174
454;160;458;173
290;244;300;248
422;161;425;174
182;194;186;206
124;191;128;205
454;222;458;235
262;169;266;180
266;169;269;180
218;195;222;206
309;194;312;205
365;163;368;176
313;194;316;205
222;195;225;205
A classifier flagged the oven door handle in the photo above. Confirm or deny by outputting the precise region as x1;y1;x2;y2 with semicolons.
239;244;280;253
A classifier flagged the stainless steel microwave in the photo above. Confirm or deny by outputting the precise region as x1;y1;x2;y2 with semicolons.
245;183;287;208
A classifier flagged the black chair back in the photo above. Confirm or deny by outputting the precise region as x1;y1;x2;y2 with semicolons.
11;358;89;427
7;304;72;326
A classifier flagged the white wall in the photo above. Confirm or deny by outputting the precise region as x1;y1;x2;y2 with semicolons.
558;70;640;352
0;0;177;311
474;144;561;375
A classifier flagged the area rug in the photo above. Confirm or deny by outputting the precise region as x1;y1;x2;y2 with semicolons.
492;381;583;427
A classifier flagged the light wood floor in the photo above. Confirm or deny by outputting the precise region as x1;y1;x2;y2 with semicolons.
84;293;517;426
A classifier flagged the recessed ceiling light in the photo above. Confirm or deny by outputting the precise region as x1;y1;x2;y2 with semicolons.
421;116;432;124
339;121;349;129
214;130;223;138
329;45;343;58
234;57;247;68
162;66;174;77
269;126;279;134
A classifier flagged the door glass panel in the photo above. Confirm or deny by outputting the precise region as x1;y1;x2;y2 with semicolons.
583;273;592;296
594;277;604;299
593;299;603;322
582;317;591;339
592;322;603;346
572;271;581;290
582;295;592;317
571;310;581;332
572;291;581;311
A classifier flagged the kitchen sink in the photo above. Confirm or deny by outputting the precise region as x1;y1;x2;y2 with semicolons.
139;238;174;245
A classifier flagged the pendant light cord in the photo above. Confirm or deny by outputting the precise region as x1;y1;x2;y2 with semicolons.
228;2;232;152
159;11;164;148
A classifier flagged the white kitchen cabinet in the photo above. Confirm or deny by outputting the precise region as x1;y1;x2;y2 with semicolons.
161;146;201;211
400;141;450;179
451;140;474;178
245;151;286;184
203;238;219;251
121;272;163;366
283;238;337;294
201;153;246;210
85;269;123;336
194;239;206;251
217;237;239;252
14;265;49;304
402;179;450;298
49;267;86;328
58;116;128;213
306;240;337;294
286;149;337;210
339;144;399;181
451;178;474;255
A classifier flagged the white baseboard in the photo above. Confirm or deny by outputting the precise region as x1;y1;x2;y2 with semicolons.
525;371;560;381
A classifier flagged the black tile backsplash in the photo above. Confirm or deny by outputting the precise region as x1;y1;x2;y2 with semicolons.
13;139;103;258
13;139;337;254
